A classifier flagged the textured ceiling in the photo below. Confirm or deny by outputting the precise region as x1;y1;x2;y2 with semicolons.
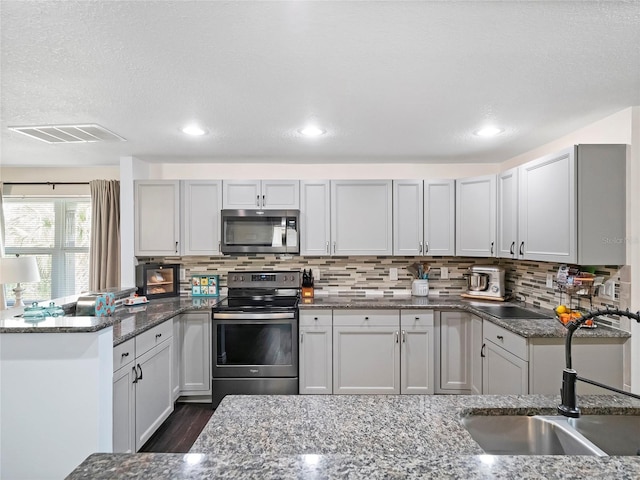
1;1;639;167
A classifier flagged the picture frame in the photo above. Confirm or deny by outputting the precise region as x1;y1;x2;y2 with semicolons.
191;274;219;297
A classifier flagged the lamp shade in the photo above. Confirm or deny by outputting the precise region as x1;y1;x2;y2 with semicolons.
0;256;41;284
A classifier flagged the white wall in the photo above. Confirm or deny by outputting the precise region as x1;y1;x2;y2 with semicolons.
148;162;498;180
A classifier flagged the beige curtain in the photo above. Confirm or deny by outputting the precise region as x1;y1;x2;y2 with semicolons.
89;180;120;291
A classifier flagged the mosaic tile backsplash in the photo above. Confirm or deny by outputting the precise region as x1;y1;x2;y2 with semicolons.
138;255;627;329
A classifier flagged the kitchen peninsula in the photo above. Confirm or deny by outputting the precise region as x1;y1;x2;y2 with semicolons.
68;393;640;479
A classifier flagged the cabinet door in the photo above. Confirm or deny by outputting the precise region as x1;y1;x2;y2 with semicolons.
331;180;393;255
497;168;518;259
172;317;181;401
518;147;576;263
180;313;211;394
393;180;423;255
113;363;136;453
333;325;399;394
135;339;174;451
300;180;331;255
482;340;529;395
470;315;483;395
262;180;300;209
455;175;496;257
222;180;261;208
401;326;434;394
182;180;222;256
424;179;455;256
437;311;471;393
299;325;333;394
134;180;180;256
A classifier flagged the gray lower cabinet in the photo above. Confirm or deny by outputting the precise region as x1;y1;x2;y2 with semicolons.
482;321;529;395
112;343;136;453
299;310;333;394
179;312;211;395
435;311;473;393
112;320;174;453
333;310;400;394
400;311;434;394
470;314;483;395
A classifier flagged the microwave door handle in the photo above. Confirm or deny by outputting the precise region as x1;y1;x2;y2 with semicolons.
282;217;287;247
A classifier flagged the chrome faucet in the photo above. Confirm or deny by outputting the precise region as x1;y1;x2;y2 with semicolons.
558;307;640;418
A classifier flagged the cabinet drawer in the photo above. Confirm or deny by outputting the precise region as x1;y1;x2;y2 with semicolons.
484;321;527;360
401;310;434;328
300;310;332;327
333;310;399;327
136;320;173;356
113;339;135;372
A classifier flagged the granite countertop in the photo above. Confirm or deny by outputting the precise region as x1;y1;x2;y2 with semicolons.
0;293;220;345
2;293;628;342
301;295;630;340
67;394;640;479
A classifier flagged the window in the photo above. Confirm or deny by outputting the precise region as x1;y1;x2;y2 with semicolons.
3;197;91;302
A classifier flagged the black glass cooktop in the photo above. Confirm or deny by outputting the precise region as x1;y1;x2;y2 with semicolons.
472;305;551;320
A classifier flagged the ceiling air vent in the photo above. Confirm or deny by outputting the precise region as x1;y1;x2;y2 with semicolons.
8;124;126;144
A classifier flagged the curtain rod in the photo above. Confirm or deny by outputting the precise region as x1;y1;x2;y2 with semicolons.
3;182;89;190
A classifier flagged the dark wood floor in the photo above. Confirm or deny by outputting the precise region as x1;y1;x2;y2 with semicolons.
140;402;214;453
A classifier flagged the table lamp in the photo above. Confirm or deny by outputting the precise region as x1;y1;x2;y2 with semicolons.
0;256;41;307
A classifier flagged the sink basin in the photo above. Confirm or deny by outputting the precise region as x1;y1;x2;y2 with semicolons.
472;305;551;319
569;415;640;456
462;415;606;455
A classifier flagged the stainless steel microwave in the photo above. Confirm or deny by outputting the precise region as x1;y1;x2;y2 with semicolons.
221;209;300;254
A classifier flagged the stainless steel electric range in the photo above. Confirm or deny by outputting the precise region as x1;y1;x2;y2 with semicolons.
211;270;300;409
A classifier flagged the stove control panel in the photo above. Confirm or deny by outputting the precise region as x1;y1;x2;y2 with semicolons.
227;271;301;289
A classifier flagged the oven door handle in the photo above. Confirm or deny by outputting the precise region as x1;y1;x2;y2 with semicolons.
212;311;296;320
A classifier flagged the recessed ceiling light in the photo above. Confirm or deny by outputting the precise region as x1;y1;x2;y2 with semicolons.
298;126;326;137
181;124;208;136
474;126;504;137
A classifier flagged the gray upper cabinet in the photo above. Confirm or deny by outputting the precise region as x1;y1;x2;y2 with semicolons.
181;180;222;256
134;180;180;256
300;180;331;256
331;180;393;256
575;144;626;265
424;179;456;256
456;174;497;257
497;168;519;259
393;180;423;256
222;180;299;209
518;147;576;263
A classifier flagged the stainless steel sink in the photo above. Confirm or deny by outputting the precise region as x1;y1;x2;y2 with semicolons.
569;415;640;456
471;304;551;319
462;415;607;455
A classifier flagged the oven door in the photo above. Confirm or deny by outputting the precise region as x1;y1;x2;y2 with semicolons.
212;311;298;378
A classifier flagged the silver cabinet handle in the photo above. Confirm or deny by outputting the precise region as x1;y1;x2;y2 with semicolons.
262;194;265;207
481;343;486;358
300;332;303;343
497;335;504;341
175;241;178;253
326;241;329;254
402;330;406;343
155;333;162;339
121;352;129;359
419;241;423;254
395;331;399;343
218;241;221;253
490;241;494;255
256;195;260;207
510;241;515;256
137;364;143;381
132;366;138;384
333;241;336;253
425;242;429;253
519;241;524;256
